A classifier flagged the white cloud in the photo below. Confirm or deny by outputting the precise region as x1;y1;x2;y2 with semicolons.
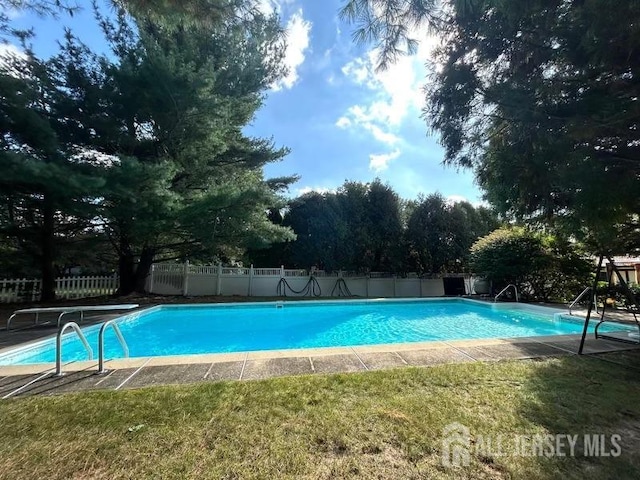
0;5;22;20
336;26;441;157
367;124;400;145
272;9;311;91
341;57;371;85
0;43;27;77
256;0;295;15
446;194;468;205
0;43;25;59
338;105;400;146
256;0;274;15
294;185;336;196
369;150;401;172
335;116;351;128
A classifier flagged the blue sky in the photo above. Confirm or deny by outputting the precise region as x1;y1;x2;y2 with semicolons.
4;0;481;203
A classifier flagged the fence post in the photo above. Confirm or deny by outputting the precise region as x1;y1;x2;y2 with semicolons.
216;264;222;295
419;277;423;298
393;275;397;298
366;275;369;298
280;265;285;278
248;264;254;297
149;264;155;293
183;259;190;296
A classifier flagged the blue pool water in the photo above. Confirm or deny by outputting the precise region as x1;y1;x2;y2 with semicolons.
0;299;630;365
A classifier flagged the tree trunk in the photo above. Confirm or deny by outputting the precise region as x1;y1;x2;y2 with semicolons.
118;236;136;295
134;247;155;293
40;197;56;302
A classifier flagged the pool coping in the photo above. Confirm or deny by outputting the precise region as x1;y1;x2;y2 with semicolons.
0;332;631;377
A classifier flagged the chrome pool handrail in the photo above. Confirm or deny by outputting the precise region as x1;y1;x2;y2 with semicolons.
569;287;594;316
97;320;129;374
494;284;519;302
56;322;93;376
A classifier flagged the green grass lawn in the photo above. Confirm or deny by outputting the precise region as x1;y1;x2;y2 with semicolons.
1;354;639;479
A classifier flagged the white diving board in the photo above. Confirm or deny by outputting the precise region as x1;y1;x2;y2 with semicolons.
6;304;140;330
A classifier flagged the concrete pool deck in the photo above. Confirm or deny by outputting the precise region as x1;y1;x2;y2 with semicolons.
1;332;638;399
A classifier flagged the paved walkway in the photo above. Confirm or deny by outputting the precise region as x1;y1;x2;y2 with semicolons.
1;334;638;399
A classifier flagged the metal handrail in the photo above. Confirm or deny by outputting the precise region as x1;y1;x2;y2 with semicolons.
494;284;519;302
569;287;595;316
97;320;129;374
56;322;93;376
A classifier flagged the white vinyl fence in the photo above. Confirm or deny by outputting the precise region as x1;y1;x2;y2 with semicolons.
147;262;478;298
0;274;118;303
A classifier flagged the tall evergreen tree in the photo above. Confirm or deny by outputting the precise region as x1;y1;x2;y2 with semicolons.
0;1;296;296
0;47;105;300
83;6;296;293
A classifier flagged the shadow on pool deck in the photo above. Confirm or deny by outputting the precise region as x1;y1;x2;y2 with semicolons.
1;333;638;399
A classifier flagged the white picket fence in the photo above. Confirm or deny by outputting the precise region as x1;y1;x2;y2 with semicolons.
0;274;119;303
148;262;477;298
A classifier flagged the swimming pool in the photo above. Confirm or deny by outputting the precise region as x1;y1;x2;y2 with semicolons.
0;298;630;365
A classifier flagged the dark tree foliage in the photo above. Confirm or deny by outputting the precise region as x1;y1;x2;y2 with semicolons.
342;0;640;254
250;180;405;272
69;6;294;294
470;227;592;302
250;182;499;274
404;193;498;274
339;0;440;70
0;1;296;297
0;48;105;300
425;0;640;251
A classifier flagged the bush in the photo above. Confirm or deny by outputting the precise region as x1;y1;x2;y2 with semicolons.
470;227;592;302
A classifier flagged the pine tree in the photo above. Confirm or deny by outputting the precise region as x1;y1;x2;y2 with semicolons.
0;48;105;300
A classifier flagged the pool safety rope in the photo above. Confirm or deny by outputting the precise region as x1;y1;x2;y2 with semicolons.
276;276;322;297
331;277;352;297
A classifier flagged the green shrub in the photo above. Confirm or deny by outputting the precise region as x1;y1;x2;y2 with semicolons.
470;227;592;302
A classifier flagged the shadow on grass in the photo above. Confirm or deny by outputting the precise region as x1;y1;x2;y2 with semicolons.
1;350;640;479
508;351;640;478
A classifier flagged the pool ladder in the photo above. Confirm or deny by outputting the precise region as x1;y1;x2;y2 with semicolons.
97;320;129;374
494;284;519;302
56;322;93;376
55;320;129;376
568;286;599;316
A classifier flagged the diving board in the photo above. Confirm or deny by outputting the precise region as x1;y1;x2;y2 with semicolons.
6;304;140;331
